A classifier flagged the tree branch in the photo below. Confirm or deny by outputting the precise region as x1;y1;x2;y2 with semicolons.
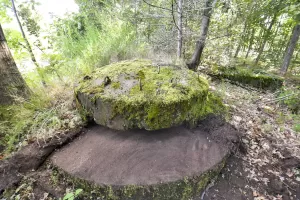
18;42;29;50
208;34;232;40
142;0;179;13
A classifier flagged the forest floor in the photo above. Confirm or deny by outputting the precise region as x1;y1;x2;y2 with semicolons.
200;79;300;200
1;78;300;200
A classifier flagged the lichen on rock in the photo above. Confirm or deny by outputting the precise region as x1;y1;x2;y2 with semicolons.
75;59;219;130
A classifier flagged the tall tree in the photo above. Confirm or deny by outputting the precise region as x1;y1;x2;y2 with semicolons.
0;24;30;105
11;0;39;69
10;0;47;86
280;24;300;74
254;13;277;65
187;0;217;71
177;0;183;58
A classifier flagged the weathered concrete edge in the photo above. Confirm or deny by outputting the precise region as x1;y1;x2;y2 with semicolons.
50;153;230;200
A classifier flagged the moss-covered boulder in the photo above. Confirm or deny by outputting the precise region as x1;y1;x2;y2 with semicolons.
75;60;214;130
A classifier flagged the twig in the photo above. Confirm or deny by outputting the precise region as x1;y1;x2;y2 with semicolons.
142;0;175;12
209;34;232;40
282;181;296;192
18;42;29;50
263;93;298;103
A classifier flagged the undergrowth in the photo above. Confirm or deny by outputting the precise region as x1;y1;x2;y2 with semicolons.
0;79;83;155
0;8;148;156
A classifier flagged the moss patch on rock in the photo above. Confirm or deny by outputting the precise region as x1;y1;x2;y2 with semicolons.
208;66;283;91
75;59;219;130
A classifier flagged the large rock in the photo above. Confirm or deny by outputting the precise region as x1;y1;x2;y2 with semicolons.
75;60;216;130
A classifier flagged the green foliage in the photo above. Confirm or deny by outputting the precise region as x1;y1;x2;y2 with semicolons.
0;81;83;154
62;189;83;200
18;1;41;38
51;7;143;78
0;0;11;23
279;88;300;114
294;123;300;133
3;28;28;60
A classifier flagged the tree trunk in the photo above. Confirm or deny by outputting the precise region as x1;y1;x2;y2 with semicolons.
234;22;247;58
11;0;39;69
255;13;277;65
177;0;183;58
11;0;47;86
0;24;30;105
245;28;255;59
186;0;217;71
280;24;300;75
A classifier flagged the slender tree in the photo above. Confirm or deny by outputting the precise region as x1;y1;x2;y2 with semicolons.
280;24;300;74
187;0;217;71
10;0;46;85
0;24;30;105
245;28;255;59
177;0;183;58
11;0;38;68
254;13;277;65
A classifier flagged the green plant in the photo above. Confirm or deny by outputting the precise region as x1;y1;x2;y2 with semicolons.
0;79;83;154
62;189;83;200
279;88;300;114
294;123;300;133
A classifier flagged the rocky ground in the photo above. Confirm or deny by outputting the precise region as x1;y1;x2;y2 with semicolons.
200;79;300;200
1;79;299;200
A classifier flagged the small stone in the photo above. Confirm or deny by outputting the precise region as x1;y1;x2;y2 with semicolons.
233;116;242;122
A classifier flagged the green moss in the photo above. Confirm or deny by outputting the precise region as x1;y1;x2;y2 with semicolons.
209;66;283;91
75;59;217;130
111;82;121;89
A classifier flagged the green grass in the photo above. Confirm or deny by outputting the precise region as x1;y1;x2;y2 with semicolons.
0;77;84;155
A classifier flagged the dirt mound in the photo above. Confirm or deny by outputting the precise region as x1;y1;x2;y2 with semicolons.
0;128;83;194
51;116;239;199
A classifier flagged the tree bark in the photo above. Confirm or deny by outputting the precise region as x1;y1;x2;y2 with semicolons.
177;0;183;58
186;0;217;71
0;24;30;105
245;28;255;59
280;24;300;75
255;13;277;65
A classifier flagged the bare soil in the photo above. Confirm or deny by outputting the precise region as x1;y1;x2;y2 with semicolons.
0;128;83;194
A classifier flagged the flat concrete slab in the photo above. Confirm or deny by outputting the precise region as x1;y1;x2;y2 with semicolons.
50;117;238;199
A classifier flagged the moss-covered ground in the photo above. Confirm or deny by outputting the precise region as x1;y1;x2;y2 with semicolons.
208;65;283;91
